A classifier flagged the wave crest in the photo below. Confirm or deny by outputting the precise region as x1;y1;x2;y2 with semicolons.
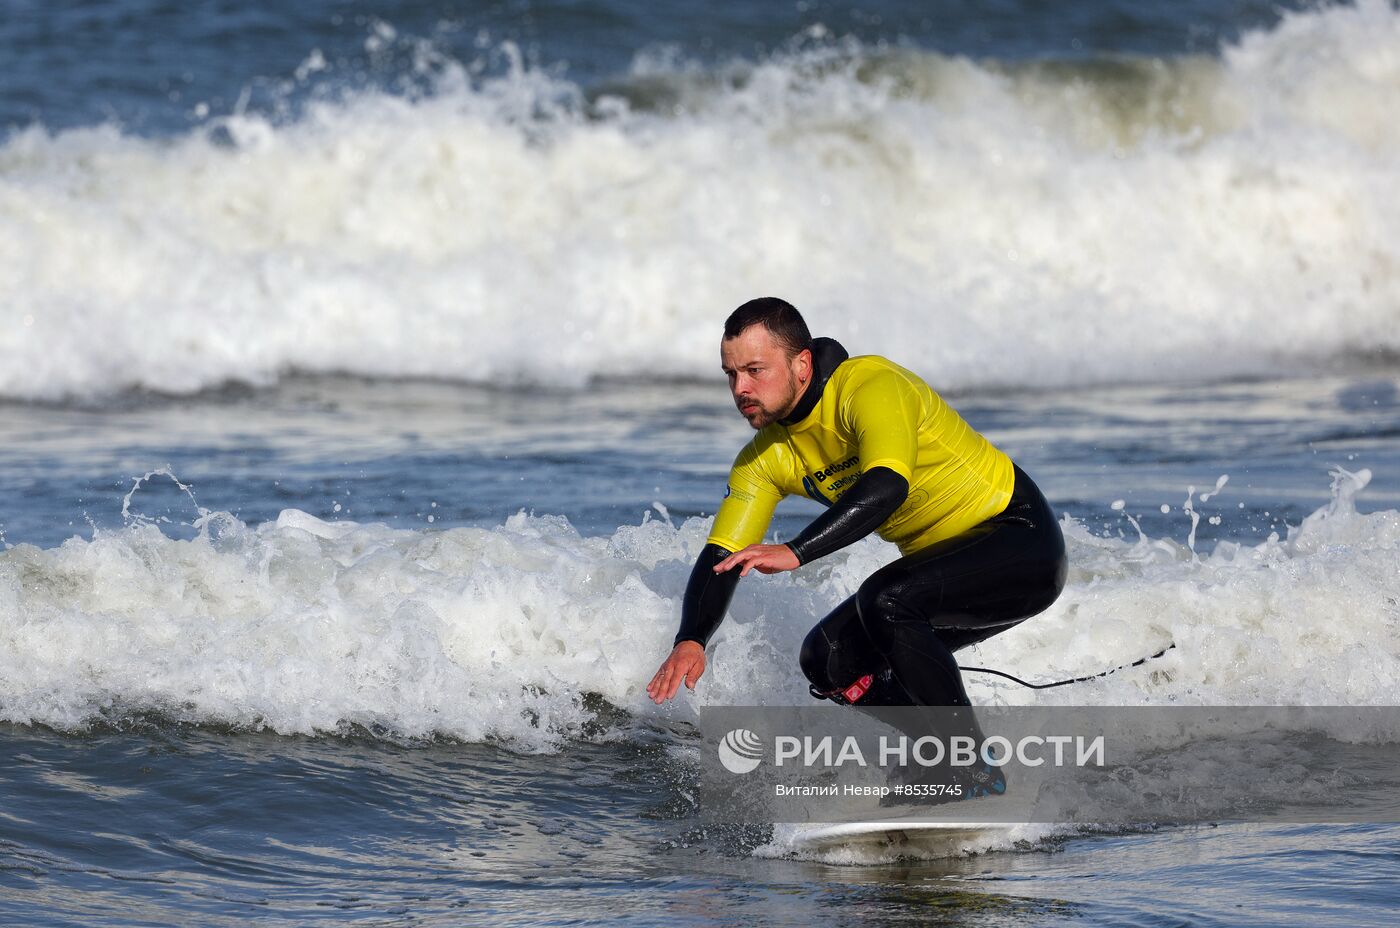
1;2;1398;399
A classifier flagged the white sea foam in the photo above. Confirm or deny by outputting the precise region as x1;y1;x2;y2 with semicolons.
963;465;1400;707
0;467;1395;749
1;3;1397;399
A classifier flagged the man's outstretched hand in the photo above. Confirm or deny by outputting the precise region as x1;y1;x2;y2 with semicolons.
648;544;799;703
647;640;707;704
714;543;800;576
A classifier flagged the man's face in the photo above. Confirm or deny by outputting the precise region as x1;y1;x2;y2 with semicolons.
721;325;812;429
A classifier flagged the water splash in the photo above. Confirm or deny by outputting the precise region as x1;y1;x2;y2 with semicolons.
120;466;208;528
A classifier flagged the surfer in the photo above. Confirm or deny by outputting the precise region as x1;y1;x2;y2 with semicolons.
646;297;1067;795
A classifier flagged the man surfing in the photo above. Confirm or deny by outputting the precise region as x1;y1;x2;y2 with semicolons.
646;297;1067;795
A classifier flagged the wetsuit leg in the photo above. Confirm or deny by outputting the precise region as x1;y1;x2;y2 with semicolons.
800;467;1065;801
857;465;1067;706
799;465;1066;707
799;596;916;705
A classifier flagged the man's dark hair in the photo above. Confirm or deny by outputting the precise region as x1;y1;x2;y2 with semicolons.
723;297;813;358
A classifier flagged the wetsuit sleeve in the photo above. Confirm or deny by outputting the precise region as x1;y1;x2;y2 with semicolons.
673;544;741;648
705;447;783;552
841;370;920;482
787;466;909;565
679;447;781;648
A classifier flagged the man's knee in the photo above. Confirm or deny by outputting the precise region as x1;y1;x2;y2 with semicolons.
798;624;836;691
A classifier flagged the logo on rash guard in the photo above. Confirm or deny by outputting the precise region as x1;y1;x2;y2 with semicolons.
724;484;756;504
804;455;860;503
811;455;859;483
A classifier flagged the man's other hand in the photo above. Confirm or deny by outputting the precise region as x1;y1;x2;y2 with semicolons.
714;543;800;576
647;640;707;704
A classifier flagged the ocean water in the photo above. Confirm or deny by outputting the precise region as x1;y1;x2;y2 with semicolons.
2;1;1399;924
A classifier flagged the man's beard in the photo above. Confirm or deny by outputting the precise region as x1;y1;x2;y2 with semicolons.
738;375;801;429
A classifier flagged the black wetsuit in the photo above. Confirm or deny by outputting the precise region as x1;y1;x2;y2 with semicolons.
798;463;1066;707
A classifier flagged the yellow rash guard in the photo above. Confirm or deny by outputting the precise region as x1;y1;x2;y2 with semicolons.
707;354;1015;556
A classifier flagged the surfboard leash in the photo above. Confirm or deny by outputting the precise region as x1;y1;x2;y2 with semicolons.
961;642;1177;690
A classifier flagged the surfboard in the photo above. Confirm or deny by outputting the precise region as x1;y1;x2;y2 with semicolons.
789;819;1009;854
